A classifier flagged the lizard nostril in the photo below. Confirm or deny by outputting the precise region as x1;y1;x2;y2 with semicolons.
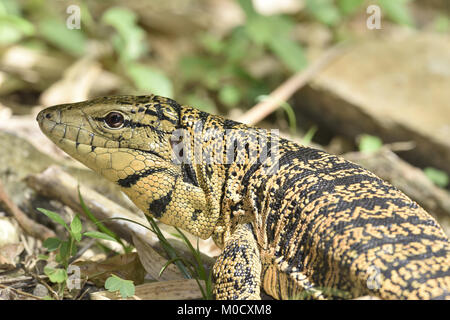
45;113;52;119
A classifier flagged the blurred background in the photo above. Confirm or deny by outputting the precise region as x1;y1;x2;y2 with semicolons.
0;0;449;165
0;0;449;299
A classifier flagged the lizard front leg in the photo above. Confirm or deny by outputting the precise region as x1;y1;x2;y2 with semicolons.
213;223;261;300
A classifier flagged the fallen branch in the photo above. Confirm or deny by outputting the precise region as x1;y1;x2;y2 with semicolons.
0;179;56;241
90;279;203;300
238;44;347;126
0;283;43;300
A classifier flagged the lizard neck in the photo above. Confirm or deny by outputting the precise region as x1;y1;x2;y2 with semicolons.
179;106;281;246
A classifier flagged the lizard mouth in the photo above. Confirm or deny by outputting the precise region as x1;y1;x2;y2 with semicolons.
37;107;119;150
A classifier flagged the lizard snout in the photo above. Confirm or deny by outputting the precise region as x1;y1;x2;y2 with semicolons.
36;107;61;125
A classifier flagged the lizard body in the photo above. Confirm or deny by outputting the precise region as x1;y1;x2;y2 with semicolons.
37;95;450;299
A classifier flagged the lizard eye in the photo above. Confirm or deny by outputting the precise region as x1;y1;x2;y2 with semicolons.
104;112;125;129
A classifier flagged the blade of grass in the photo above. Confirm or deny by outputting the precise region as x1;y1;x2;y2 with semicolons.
174;227;213;299
105;216;192;279
174;227;207;280
77;187;129;252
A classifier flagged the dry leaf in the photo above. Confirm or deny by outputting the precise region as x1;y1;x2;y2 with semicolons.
0;243;24;270
73;252;145;287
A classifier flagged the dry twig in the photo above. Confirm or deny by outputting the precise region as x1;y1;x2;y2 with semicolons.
0;283;43;300
238;44;347;126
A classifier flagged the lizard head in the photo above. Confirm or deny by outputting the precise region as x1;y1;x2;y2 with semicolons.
37;95;217;239
37;95;181;172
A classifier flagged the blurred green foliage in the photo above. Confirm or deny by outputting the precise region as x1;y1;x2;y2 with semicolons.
424;167;449;188
305;0;414;27
358;134;383;154
0;0;434;121
178;0;311;113
38;17;87;56
0;0;421;113
101;7;147;63
0;0;34;46
433;14;450;33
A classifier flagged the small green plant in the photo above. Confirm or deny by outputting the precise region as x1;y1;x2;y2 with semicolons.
104;274;135;298
101;7;173;98
179;0;307;113
39;185;214;300
37;207;120;298
112;215;214;300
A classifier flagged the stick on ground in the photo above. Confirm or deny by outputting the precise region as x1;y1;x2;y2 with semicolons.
238;44;347;126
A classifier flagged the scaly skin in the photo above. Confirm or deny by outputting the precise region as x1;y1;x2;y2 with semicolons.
37;95;450;300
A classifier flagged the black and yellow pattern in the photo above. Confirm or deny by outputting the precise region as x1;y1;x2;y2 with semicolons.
37;95;450;300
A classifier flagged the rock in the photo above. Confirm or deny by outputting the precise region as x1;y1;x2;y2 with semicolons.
295;31;450;174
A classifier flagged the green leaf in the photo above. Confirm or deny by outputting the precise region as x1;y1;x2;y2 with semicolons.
306;0;341;26
268;36;307;72
245;15;294;45
199;33;225;54
43;237;61;252
105;274;135;298
236;0;258;19
0;0;21;15
70;215;82;241
219;85;241;108
126;63;173;98
101;7;147;62
378;0;414;27
44;266;68;284
37;254;49;260
224;28;250;63
424;167;449;188
358;134;383;154
37;208;69;232
71;242;77;257
38;18;86;56
83;231;117;242
180;56;213;79
0;15;35;46
58;240;70;261
338;0;364;15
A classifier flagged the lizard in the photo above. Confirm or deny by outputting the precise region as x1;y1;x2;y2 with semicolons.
36;94;450;300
